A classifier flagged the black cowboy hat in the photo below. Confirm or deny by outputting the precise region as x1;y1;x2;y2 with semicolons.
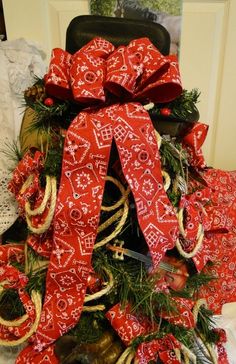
66;15;199;138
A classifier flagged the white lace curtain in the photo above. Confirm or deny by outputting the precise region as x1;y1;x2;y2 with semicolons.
0;38;46;236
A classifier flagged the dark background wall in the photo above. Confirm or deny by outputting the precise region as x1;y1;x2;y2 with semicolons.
0;0;7;40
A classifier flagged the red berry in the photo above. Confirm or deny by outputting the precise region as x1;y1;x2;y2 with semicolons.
160;108;171;116
44;97;54;106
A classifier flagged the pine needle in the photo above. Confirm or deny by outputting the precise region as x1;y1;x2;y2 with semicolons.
0;139;22;165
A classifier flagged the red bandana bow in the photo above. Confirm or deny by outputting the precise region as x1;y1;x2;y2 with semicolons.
45;37;182;104
16;37;184;362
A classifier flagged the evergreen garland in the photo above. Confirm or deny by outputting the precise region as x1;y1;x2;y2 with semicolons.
0;139;22;166
0;289;25;321
173;268;217;300
196;306;219;345
160;135;188;206
151;88;200;120
92;248;177;317
43;142;64;178
23;101;71;135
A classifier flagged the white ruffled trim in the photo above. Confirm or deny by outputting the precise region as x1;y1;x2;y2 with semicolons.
0;169;18;235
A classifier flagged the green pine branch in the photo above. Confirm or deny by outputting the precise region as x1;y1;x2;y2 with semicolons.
0;139;22;166
152;88;200;120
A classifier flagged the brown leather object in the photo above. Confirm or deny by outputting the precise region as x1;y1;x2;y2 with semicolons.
20;108;47;151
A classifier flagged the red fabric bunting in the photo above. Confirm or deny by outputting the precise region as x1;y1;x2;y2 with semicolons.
105;303;148;345
16;344;59;364
136;334;181;364
8;150;45;218
8;150;44;198
178;187;213;272
199;169;236;314
0;265;37;342
159;297;195;329
27;228;54;259
214;328;229;364
0;243;25;265
106;303;181;363
182;122;209;168
182;126;236;312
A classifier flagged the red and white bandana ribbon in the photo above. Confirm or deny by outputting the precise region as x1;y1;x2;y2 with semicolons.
106;303;181;363
182;122;209;169
136;334;181;364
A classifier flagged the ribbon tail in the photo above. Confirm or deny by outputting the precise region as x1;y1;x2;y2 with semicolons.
31;107;113;352
114;103;179;267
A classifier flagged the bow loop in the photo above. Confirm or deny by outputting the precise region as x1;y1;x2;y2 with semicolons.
105;45;142;98
79;36;115;58
128;38;169;88
45;48;72;100
138;54;182;103
70;37;115;103
128;38;182;102
70;50;107;103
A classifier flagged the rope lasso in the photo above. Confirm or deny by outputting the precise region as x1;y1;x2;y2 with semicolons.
116;347;135;364
0;290;42;346
176;207;204;259
192;299;218;364
84;267;114;303
82;304;106;312
101;176;130;212
162;170;171;192
26;176;57;234
0;313;28;328
94;176;129;249
25;175;52;216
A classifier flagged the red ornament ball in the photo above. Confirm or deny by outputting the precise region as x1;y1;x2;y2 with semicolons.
160;108;171;116
44;97;54;107
87;272;102;294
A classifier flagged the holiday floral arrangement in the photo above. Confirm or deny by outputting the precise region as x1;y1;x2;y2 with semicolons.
1;36;236;364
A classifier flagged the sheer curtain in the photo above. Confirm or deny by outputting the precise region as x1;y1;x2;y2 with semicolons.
0;38;46;237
